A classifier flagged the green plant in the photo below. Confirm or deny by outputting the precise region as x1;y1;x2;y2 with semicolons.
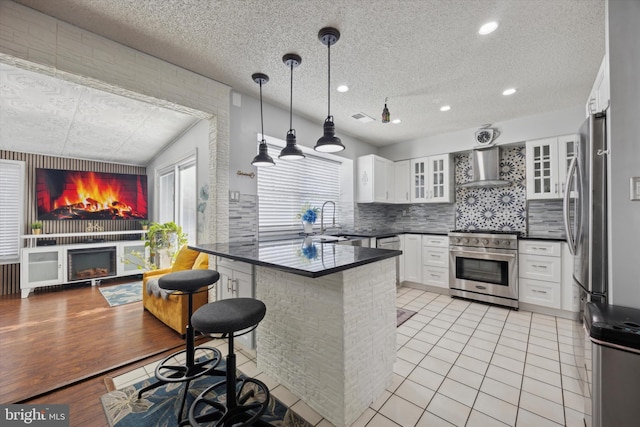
123;221;188;270
139;219;149;226
31;221;43;229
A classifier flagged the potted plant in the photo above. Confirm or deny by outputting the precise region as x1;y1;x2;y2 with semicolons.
297;203;319;235
146;222;187;269
31;221;43;234
139;219;149;230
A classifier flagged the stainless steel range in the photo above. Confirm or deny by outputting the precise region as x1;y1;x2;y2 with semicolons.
448;230;519;309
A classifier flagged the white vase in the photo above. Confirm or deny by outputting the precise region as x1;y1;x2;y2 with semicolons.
302;221;314;235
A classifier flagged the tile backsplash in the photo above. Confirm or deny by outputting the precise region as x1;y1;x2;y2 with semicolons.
454;145;527;232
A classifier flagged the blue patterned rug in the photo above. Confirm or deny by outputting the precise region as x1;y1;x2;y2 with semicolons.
99;282;143;307
100;360;312;427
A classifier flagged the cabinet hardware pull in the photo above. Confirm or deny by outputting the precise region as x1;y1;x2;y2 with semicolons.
532;289;548;294
532;246;548;251
532;264;548;269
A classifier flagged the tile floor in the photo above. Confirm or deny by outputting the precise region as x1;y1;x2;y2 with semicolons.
113;287;585;426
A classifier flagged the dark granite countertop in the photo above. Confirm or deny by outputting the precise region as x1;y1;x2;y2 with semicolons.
519;235;566;242
337;229;449;238
190;238;402;278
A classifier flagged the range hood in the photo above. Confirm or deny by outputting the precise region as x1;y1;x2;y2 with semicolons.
459;146;511;188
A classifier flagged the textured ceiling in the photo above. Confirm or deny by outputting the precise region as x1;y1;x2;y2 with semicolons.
0;62;199;165
6;0;605;158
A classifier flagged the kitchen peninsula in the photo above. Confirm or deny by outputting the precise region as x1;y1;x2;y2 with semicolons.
191;238;401;427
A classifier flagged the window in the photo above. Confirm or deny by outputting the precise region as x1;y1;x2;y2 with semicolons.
0;160;25;264
257;137;345;236
157;156;197;245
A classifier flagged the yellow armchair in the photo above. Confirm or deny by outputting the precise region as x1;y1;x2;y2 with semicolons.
142;247;210;335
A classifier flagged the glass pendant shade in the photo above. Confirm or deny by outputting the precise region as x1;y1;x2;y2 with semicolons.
382;103;390;123
252;140;275;166
315;116;344;152
279;129;305;159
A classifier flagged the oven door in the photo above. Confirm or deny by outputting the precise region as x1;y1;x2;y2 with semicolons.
449;246;518;300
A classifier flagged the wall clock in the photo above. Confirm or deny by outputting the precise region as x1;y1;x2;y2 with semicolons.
474;127;497;146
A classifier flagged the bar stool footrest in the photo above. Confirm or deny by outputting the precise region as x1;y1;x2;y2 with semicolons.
189;377;270;427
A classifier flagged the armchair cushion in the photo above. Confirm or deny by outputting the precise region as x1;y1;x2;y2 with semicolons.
171;246;201;272
192;252;209;270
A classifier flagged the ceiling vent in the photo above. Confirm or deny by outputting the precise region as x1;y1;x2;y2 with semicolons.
351;112;375;123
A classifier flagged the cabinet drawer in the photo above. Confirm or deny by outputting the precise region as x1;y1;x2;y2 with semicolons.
217;257;252;274
519;254;561;282
519;278;561;309
422;247;448;268
421;266;449;288
422;235;448;248
519;240;561;257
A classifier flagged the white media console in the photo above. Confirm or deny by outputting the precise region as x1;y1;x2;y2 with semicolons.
20;231;148;298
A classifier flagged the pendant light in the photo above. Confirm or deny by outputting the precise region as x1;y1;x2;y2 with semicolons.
251;73;275;167
381;97;390;123
279;53;305;160
315;27;345;153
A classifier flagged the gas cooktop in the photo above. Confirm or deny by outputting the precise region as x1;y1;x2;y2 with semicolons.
449;229;523;236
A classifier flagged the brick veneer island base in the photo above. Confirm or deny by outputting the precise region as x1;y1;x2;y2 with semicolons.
191;239;400;427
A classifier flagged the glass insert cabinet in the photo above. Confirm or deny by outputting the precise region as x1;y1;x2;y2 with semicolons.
409;154;453;203
526;135;577;200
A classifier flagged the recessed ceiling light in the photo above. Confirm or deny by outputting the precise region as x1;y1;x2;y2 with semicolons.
479;21;499;35
392;119;401;124
502;88;517;96
440;105;451;112
337;85;349;92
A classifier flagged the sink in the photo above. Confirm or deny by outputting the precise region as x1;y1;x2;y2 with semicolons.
311;235;348;242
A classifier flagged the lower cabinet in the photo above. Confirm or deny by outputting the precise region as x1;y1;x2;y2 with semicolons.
422;235;449;289
216;257;256;349
518;240;577;312
403;234;422;283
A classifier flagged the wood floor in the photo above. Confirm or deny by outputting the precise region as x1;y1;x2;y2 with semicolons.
0;279;189;426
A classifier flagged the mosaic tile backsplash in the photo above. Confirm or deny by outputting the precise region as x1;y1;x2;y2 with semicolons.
455;145;527;232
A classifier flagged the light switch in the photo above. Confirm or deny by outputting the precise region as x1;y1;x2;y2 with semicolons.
630;177;640;201
630;176;640;201
229;191;240;202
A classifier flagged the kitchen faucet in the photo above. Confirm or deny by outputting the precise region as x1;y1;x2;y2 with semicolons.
320;201;336;235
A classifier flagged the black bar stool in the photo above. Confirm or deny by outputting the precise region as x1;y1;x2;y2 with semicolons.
138;269;223;422
187;298;270;427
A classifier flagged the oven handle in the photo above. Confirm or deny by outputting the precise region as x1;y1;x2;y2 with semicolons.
449;246;517;262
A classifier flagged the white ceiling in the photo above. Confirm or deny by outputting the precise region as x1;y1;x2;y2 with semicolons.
4;0;605;162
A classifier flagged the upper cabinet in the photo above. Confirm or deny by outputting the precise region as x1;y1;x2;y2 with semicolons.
586;56;609;116
394;160;410;203
410;154;453;203
357;154;394;203
526;135;577;200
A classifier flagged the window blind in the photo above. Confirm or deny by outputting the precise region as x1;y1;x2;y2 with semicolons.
0;160;25;264
258;144;342;235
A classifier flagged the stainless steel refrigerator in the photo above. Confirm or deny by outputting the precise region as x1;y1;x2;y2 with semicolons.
564;112;608;427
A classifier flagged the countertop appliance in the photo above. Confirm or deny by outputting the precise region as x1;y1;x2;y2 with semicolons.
584;302;640;427
377;235;401;286
449;230;519;309
563;112;608;427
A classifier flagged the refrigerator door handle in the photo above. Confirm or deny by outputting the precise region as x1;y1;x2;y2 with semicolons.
564;155;578;255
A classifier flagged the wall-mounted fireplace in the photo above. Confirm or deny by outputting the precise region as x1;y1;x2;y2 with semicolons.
67;247;117;281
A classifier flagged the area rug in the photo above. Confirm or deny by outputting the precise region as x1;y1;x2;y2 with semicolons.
99;281;143;307
397;307;417;327
100;360;312;427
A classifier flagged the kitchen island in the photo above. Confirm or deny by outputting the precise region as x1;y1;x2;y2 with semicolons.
190;238;401;427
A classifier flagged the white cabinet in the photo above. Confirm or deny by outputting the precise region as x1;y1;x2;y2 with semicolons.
216;257;255;349
525;135;577;200
20;247;65;297
518;240;562;309
357;154;394;203
586;55;609;115
421;235;449;289
398;234;406;283
403;234;422;283
117;240;147;277
394;160;411;203
410;154;453;203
